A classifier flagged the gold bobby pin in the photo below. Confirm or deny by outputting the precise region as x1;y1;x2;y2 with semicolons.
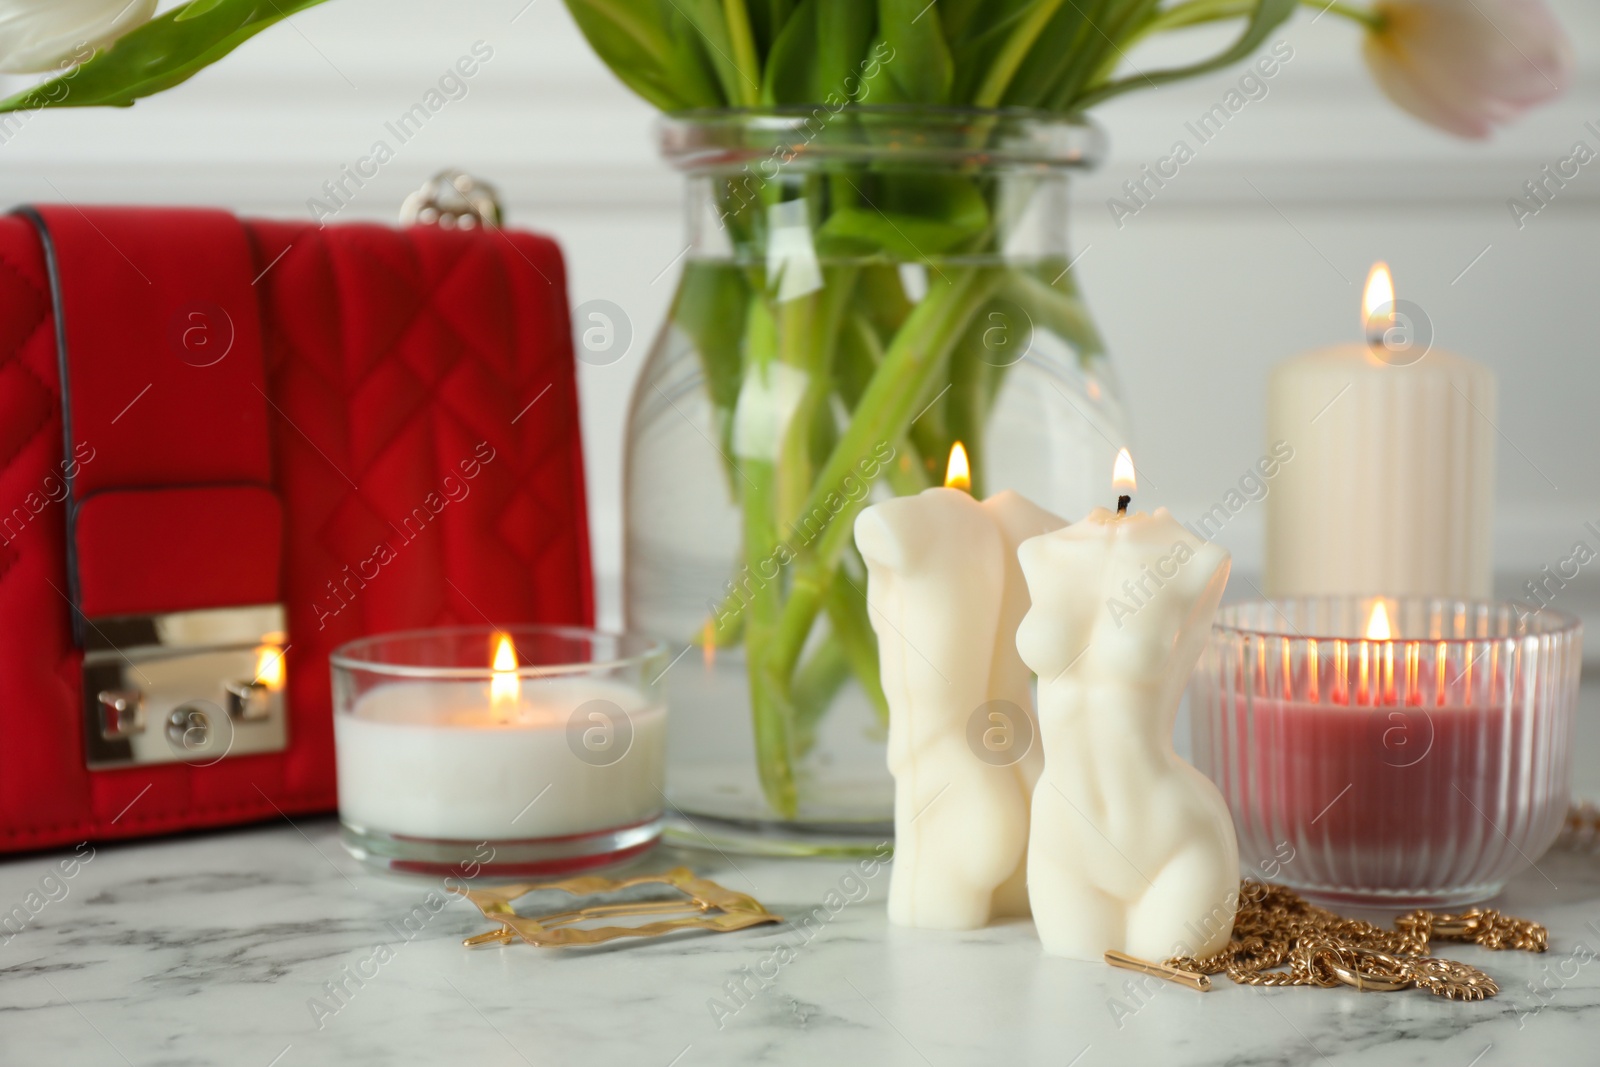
452;866;782;948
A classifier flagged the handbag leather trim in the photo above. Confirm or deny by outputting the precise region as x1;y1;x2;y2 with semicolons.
13;206;82;619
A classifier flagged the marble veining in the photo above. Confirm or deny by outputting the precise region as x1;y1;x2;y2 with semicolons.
0;820;1595;1067
3;676;1600;1065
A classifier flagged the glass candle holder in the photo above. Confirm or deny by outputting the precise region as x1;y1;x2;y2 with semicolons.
1191;597;1581;908
331;626;668;877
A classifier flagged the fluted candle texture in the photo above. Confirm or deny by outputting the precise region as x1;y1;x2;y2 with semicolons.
1266;345;1495;599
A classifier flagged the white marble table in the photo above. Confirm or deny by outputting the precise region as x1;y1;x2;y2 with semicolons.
5;680;1600;1067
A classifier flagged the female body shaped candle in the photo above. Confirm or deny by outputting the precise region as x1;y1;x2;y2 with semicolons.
856;483;1063;929
1016;505;1238;961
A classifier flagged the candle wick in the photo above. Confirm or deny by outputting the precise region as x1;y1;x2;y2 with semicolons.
1116;495;1131;516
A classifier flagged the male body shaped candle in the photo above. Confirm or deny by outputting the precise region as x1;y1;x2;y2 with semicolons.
856;488;1064;929
1016;507;1238;960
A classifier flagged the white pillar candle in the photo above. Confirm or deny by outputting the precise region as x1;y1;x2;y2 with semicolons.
855;446;1064;930
336;676;666;842
1266;263;1496;599
1017;454;1238;961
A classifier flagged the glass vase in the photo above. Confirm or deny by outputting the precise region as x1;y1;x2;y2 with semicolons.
625;107;1128;853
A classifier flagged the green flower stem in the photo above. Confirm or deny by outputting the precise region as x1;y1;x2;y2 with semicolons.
883;439;933;495
820;563;889;728
999;267;1107;361
722;0;763;105
908;398;952;485
774;294;824;528
974;0;1073;107
1049;0;1120;107
775;265;858;529
790;635;851;758
833;310;935;496
844;269;951;487
744;255;858;816
762;266;1000;689
739;453;797;815
854;263;915;340
735;283;797;816
807;268;997;570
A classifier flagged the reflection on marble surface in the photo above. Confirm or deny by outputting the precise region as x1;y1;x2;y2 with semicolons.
2;680;1599;1066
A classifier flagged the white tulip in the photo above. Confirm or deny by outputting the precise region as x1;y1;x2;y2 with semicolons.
0;0;158;75
1363;0;1573;138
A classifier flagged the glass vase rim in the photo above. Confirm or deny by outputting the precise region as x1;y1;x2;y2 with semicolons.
658;104;1105;173
1212;596;1580;643
330;624;665;681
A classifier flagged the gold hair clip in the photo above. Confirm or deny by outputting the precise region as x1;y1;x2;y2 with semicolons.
452;867;782;947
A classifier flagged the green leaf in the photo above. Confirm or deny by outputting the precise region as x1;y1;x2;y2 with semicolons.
938;0;991;47
1026;0;1114;108
947;2;1039;102
969;0;1069;106
987;0;1119;107
747;0;798;59
819;171;988;257
566;0;727;110
1071;0;1163;92
819;206;972;258
1071;0;1299;108
861;0;953;104
175;0;229;21
673;0;761;106
855;263;914;340
0;0;335;112
762;0;876;105
674;263;752;414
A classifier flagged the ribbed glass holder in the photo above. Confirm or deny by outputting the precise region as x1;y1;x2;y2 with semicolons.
1191;597;1582;908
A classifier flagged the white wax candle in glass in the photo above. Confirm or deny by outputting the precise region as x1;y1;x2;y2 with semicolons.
331;626;668;877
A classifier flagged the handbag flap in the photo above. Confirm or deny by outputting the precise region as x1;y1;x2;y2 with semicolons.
20;206;281;620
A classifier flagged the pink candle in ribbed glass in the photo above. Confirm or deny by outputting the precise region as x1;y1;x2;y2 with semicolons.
1192;597;1580;909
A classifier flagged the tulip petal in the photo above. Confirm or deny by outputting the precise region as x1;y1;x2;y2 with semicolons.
1365;0;1573;138
0;0;158;74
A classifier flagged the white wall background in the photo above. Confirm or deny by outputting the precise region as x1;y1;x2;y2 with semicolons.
3;0;1597;623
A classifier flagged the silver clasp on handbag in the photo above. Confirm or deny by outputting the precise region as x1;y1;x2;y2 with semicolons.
81;604;289;769
399;169;502;229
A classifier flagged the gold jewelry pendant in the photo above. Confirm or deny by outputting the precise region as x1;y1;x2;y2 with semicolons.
1404;957;1499;1001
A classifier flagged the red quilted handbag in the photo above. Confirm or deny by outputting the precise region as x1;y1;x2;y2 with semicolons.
0;206;593;853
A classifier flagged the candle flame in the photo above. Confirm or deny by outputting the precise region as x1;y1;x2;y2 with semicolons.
1112;448;1137;495
254;646;285;691
1365;600;1392;642
490;634;519;713
701;619;716;671
944;441;971;492
1363;261;1394;342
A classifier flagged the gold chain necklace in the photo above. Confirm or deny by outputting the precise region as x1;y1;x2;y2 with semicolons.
1107;881;1546;1000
